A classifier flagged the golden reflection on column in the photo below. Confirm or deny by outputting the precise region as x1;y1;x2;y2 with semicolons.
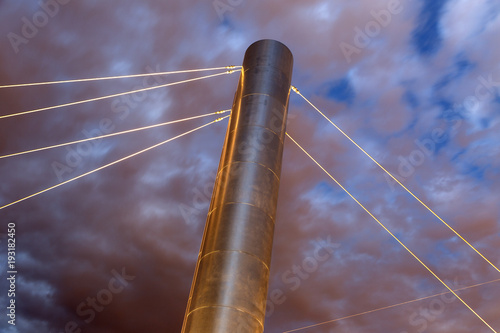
181;40;293;333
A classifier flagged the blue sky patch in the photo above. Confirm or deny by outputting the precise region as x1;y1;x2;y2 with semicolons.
433;53;475;91
403;89;420;109
322;77;355;104
411;0;448;56
463;163;487;181
454;54;474;73
436;99;464;122
451;148;467;162
314;181;338;197
480;117;490;129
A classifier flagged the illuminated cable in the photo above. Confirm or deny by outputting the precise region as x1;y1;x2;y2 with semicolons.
0;115;230;211
286;132;497;333
0;110;230;159
0;70;238;120
0;66;241;89
283;278;500;332
291;86;500;273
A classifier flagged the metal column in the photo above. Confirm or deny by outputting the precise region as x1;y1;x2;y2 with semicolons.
182;39;293;333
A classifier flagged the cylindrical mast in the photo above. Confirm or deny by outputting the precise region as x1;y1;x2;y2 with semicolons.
182;39;293;333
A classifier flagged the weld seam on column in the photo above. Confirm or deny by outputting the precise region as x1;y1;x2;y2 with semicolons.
241;92;273;99
242;65;290;75
186;305;264;330
198;249;271;272
215;160;281;184
228;124;286;145
207;201;276;225
240;92;292;101
240;93;289;105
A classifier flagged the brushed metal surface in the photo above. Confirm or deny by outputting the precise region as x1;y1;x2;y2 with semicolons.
182;39;293;333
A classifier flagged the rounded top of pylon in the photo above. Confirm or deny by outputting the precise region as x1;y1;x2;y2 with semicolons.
242;40;293;76
247;39;292;52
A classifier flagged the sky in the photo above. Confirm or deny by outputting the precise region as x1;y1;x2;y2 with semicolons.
0;0;499;332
